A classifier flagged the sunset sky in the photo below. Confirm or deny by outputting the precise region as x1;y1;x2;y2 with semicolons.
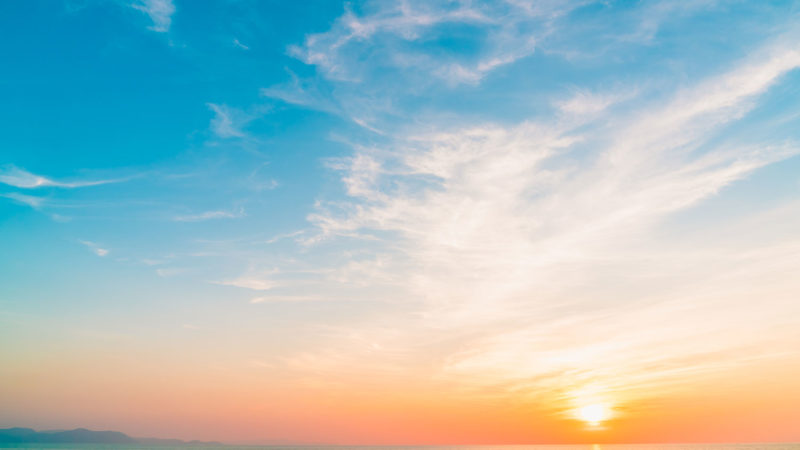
2;0;800;445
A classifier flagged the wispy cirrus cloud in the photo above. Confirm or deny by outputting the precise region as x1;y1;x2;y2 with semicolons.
260;70;342;116
173;208;245;222
288;0;581;85
250;295;324;304
263;0;588;130
213;273;279;291
131;0;175;33
263;0;738;136
207;103;249;139
0;165;122;189
555;89;633;116
0;192;46;209
277;34;800;411
79;240;109;257
156;267;188;277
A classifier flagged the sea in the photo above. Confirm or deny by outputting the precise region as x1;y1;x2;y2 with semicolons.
1;445;799;450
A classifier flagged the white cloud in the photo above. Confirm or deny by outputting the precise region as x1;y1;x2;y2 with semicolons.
173;208;245;222
555;89;632;116
250;295;322;304
259;179;280;191
79;240;110;257
132;0;175;33
214;275;278;291
207;103;250;138
156;267;187;277
0;165;121;189
233;38;249;50
260;71;341;115
0;192;46;209
264;0;732;131
140;258;165;266
287;1;575;85
291;37;800;402
262;0;586;123
262;230;306;244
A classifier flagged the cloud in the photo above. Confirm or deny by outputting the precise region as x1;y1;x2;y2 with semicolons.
618;0;724;45
257;179;280;191
260;71;341;115
263;0;737;134
250;295;322;304
233;38;249;50
262;230;306;244
262;0;588;127
156;267;187;277
79;240;109;257
0;192;46;209
140;258;165;266
132;0;175;33
312;39;800;240
214;275;278;291
207;103;251;138
288;36;800;406
287;0;578;85
555;89;632;116
0;165;121;189
173;208;245;222
206;103;273;139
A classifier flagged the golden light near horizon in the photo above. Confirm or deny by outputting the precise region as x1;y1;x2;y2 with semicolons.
577;404;611;427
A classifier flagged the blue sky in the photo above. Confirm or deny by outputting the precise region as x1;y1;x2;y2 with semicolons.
2;0;800;443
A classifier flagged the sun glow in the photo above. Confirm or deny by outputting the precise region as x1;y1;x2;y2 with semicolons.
577;403;610;427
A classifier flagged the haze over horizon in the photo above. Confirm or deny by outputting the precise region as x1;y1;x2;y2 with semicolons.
2;0;800;445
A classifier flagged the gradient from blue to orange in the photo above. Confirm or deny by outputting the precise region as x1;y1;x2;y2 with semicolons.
2;0;800;445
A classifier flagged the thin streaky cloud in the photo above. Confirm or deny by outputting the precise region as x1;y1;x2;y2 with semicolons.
287;0;578;84
78;240;109;257
262;230;307;244
260;70;342;115
131;0;175;33
156;267;188;277
555;89;634;116
265;0;732;131
213;275;278;291
0;165;125;189
250;295;324;304
0;192;46;209
173;208;245;222
207;103;249;138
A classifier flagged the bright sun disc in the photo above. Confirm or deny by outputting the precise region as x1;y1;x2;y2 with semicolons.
578;404;609;425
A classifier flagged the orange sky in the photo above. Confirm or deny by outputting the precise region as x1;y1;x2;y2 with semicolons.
2;330;800;444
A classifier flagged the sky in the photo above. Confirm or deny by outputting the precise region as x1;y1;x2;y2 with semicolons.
2;0;800;445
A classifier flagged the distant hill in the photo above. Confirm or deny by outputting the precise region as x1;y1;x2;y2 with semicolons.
0;427;221;445
0;427;135;444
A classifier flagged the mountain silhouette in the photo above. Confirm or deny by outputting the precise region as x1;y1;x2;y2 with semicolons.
0;427;221;445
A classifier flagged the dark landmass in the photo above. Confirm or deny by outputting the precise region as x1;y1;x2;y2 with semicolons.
0;427;222;446
0;428;135;444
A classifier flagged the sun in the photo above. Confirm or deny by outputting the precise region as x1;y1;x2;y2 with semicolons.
577;403;610;426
